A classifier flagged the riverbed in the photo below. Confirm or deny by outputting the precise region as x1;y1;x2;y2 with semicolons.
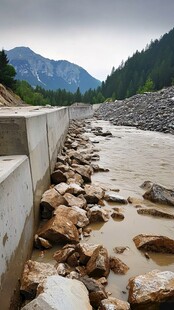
32;120;174;302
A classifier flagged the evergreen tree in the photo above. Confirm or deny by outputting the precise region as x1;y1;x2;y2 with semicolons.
0;49;16;89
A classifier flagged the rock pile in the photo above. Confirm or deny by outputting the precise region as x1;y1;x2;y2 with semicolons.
95;86;174;134
20;120;130;309
19;120;174;309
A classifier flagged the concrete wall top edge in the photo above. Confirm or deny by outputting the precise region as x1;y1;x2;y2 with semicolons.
0;106;66;118
0;155;28;183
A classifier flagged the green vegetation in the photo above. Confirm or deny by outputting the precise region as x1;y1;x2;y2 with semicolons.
0;49;16;89
14;80;105;106
1;27;174;106
101;27;174;99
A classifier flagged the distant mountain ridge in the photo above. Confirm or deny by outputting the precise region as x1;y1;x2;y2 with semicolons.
6;47;101;93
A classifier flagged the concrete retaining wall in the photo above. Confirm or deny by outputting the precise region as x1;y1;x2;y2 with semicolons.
69;104;93;120
0;104;93;309
0;155;34;310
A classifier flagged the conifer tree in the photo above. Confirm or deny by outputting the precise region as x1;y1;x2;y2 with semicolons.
0;49;16;89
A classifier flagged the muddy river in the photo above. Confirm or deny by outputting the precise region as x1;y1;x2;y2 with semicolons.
32;120;174;301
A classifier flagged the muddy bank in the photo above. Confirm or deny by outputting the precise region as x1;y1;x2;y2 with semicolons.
19;119;174;309
95;86;174;134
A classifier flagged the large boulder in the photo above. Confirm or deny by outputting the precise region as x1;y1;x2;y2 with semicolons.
37;215;79;244
21;275;92;310
142;182;174;206
53;205;89;228
133;234;174;253
128;270;174;307
86;246;110;278
99;297;130;310
84;184;105;204
40;188;66;218
20;260;57;299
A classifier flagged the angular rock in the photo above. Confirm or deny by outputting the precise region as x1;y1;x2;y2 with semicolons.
84;184;105;204
89;206;109;222
128;270;174;307
54;182;69;195
86;246;110;278
20;260;57;299
77;243;100;264
37;215;79;244
54;205;89;228
111;211;125;220
64;192;87;208
34;234;52;249
69;151;89;165
74;164;92;183
40;188;66;219
54;163;70;172
137;208;174;219
113;246;129;254
57;154;69;164
21;275;92;310
92;164;109;172
66;183;86;195
109;257;129;274
80;275;108;308
104;192;128;204
67;252;79;267
97;277;108;286
133;234;174;253
53;244;76;263
99;297;130;310
51;169;67;184
143;182;174;206
56;263;68;276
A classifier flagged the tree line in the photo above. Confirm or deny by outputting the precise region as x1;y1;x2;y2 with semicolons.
1;27;174;105
101;27;174;100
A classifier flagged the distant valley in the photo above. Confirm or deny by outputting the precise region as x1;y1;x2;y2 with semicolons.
6;47;101;93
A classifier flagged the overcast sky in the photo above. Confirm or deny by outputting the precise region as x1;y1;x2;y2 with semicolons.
0;0;174;81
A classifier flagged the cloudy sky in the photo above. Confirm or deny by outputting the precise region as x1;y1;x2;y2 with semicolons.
0;0;174;81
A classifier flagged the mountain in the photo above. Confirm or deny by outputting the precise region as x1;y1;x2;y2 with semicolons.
6;47;101;93
101;27;174;100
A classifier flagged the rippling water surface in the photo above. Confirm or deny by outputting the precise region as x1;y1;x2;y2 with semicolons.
85;120;174;300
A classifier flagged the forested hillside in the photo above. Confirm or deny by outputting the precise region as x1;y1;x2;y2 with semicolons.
101;27;174;100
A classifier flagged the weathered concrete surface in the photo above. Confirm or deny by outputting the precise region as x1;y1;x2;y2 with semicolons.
69;104;93;120
0;155;34;310
0;105;94;309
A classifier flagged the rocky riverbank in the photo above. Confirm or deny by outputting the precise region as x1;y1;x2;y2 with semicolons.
95;86;174;134
18;120;174;310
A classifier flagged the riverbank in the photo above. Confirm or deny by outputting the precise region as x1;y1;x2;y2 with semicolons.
20;119;174;309
95;86;174;134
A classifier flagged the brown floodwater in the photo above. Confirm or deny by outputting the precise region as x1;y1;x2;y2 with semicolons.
32;120;174;302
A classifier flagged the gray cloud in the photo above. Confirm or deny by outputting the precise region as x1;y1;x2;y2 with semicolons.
1;0;174;80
